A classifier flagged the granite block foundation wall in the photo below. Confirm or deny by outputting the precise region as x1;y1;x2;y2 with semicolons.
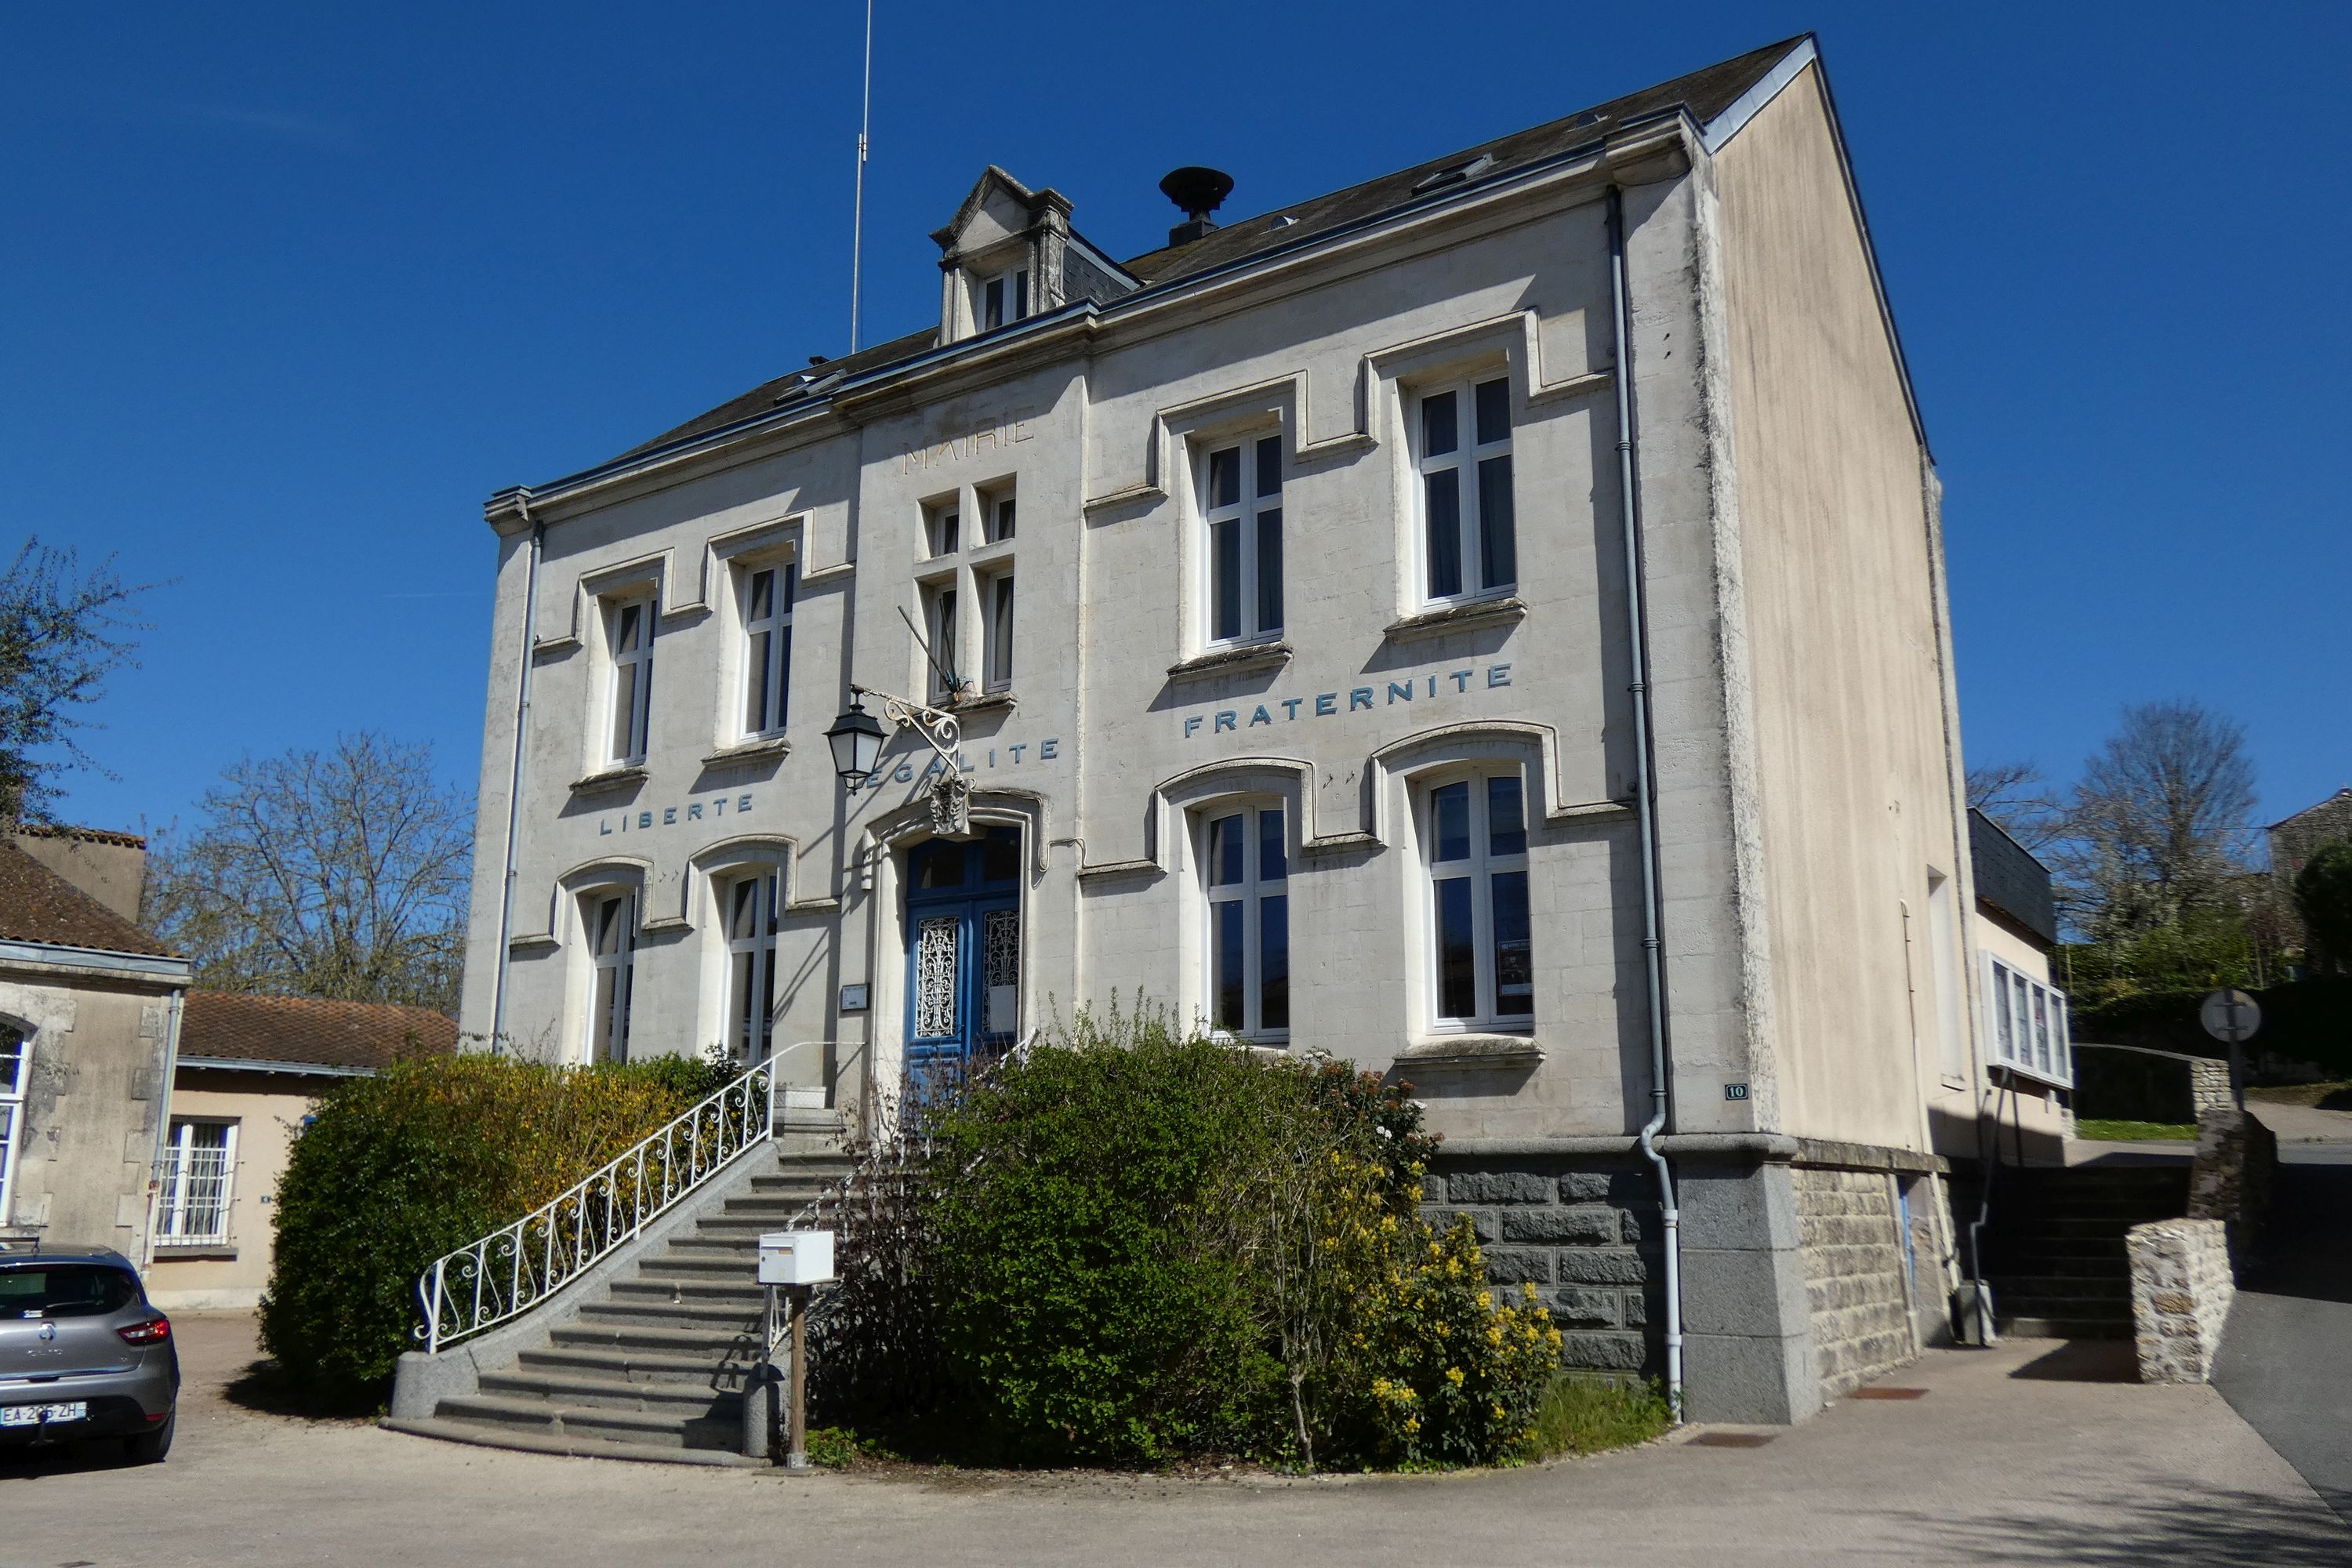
1792;1167;1916;1399
1423;1157;1662;1379
1430;1149;1943;1415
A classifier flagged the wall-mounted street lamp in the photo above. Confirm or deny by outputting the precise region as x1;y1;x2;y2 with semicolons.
822;694;887;789
823;684;972;835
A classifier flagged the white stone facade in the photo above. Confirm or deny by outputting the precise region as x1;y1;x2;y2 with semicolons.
456;40;2008;1421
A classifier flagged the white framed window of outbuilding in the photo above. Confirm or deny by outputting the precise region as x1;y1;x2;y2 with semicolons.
1984;954;2071;1087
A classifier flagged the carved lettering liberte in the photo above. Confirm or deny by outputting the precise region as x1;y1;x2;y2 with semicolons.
902;416;1036;473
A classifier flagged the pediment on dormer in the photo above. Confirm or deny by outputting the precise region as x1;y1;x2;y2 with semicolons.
931;166;1069;262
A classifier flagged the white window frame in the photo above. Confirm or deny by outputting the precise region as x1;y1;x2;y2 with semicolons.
723;867;782;1065
982;487;1017;543
980;267;1030;331
586;889;637;1064
1983;955;2071;1087
980;568;1014;693
605;593;656;765
1420;769;1535;1031
739;561;795;739
921;580;964;705
1199;434;1285;648
0;1025;27;1228
157;1118;238;1247
1410;375;1517;607
1200;803;1290;1043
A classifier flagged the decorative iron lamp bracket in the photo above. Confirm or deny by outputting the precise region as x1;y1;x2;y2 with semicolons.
845;683;973;837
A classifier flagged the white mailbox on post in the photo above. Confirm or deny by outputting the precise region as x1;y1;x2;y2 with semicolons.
757;1230;835;1287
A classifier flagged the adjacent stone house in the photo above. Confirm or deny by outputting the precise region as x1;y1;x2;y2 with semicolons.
147;991;458;1310
457;36;2034;1421
0;827;190;1260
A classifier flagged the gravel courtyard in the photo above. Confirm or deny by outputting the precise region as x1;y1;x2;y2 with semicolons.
1;1312;2344;1568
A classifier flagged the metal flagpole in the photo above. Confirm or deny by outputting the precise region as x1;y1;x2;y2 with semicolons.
849;0;874;353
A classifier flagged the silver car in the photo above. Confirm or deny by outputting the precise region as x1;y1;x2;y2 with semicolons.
0;1243;178;1463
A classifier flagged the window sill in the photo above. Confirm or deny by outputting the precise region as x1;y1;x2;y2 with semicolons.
1384;596;1526;642
1394;1033;1544;1069
570;765;648;798
702;736;791;768
1167;641;1293;682
153;1243;237;1261
952;690;1017;716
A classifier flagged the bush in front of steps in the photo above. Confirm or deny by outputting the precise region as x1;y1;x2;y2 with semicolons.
820;1000;1561;1470
259;1052;733;1410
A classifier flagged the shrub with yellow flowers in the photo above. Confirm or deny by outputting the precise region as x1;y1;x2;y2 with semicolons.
1335;1213;1563;1468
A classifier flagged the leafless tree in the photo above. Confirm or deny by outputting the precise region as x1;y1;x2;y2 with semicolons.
1965;759;2062;851
144;733;474;1011
0;539;151;824
2050;700;2257;939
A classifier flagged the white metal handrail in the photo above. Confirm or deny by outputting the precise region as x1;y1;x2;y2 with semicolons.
414;1061;775;1355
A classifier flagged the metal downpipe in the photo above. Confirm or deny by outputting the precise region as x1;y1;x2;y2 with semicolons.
489;495;546;1056
1608;183;1683;1421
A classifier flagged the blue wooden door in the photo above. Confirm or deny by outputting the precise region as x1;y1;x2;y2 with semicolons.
904;827;1022;1100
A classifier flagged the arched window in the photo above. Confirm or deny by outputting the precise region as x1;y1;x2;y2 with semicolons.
584;889;637;1063
722;866;782;1064
1421;770;1533;1028
1200;803;1289;1041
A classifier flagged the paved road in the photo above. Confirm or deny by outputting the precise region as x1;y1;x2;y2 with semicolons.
3;1315;2345;1567
2213;1117;2352;1526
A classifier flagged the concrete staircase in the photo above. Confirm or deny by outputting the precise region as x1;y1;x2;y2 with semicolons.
1980;1164;2189;1339
387;1134;853;1465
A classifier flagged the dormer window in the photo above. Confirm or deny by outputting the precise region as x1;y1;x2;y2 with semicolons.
981;268;1029;331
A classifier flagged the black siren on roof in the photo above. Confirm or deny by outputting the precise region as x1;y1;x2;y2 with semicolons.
1159;166;1235;247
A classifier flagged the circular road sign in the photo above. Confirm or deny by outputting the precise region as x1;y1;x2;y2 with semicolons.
2200;989;2263;1044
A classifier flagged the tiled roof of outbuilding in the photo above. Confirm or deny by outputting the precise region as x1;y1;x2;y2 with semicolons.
0;842;171;956
13;822;147;851
606;37;1806;469
179;990;459;1073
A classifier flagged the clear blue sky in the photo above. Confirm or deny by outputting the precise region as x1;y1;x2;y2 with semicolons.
9;2;2347;840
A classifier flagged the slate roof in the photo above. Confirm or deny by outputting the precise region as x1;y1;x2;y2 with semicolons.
0;841;171;957
179;990;459;1073
608;37;1805;469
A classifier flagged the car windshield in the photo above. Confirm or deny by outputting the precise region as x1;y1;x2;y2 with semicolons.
0;1264;140;1319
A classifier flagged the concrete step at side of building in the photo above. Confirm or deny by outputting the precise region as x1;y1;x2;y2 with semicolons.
1999;1315;2132;1340
640;1251;757;1278
549;1317;763;1359
1984;1272;2130;1300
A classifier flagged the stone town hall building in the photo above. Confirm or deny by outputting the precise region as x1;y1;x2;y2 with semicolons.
458;36;2026;1422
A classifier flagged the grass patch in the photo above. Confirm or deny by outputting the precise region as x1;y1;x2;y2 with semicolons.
1524;1376;1672;1461
2076;1118;2198;1142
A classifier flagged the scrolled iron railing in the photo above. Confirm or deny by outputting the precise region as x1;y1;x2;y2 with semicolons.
414;1060;776;1355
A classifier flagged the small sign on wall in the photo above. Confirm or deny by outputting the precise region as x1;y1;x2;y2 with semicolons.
839;984;869;1014
1723;1082;1750;1102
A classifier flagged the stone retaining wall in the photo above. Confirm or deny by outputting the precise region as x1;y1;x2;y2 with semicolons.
1791;1167;1914;1399
2188;1105;2277;1236
1423;1158;1661;1377
2125;1218;2234;1384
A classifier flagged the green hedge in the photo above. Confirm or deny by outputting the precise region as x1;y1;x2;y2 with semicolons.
258;1053;731;1409
2072;978;2352;1080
